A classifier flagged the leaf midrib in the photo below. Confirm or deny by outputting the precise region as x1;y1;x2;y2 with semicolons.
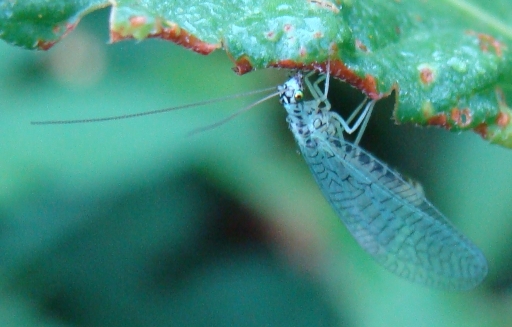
446;0;512;39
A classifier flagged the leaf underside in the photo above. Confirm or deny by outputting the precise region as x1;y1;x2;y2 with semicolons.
2;0;512;147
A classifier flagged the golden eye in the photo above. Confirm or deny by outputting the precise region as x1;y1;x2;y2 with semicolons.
294;90;304;101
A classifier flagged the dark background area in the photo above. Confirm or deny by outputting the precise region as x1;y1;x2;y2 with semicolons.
0;8;511;327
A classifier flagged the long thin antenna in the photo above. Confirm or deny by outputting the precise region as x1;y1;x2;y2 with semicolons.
31;86;277;125
188;91;280;136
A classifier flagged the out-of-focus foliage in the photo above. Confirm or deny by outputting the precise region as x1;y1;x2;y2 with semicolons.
0;8;512;327
2;0;512;146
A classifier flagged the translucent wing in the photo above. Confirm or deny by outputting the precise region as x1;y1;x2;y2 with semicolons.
299;136;488;290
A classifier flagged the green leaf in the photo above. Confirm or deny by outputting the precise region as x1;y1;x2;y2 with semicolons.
0;0;108;49
2;0;512;147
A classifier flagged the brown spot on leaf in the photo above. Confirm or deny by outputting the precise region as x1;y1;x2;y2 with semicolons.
467;31;506;57
496;111;510;127
283;24;293;32
419;67;434;84
451;108;472;128
37;40;57;50
494;87;511;127
313;31;323;38
355;39;368;52
474;123;488;139
308;0;340;13
129;16;147;28
232;56;253;75
428;113;450;128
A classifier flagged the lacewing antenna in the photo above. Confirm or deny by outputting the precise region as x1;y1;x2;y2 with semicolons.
187;91;280;136
31;86;276;125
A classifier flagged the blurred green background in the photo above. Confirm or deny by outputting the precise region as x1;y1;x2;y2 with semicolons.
1;8;512;327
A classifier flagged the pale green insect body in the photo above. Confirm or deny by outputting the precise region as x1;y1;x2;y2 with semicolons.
278;70;488;290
